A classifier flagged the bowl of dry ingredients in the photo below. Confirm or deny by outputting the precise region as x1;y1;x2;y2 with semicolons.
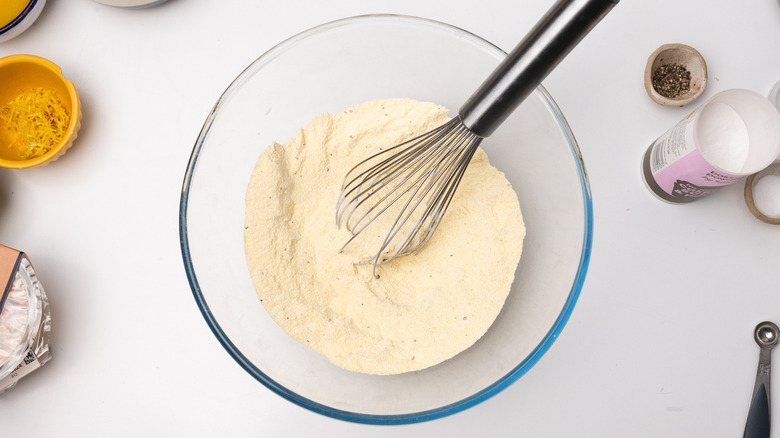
181;15;592;424
0;54;81;169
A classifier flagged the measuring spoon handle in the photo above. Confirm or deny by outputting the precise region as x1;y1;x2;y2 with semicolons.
744;348;772;438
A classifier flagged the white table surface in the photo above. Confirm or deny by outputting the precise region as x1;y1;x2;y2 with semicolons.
2;0;779;436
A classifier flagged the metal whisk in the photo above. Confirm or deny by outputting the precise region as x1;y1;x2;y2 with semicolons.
336;0;619;272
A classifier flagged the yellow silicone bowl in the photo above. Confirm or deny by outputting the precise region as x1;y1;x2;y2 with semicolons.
0;54;81;169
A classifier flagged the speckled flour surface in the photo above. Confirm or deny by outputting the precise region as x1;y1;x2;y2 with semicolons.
244;98;525;374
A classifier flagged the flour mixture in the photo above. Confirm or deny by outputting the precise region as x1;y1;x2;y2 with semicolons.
244;98;524;374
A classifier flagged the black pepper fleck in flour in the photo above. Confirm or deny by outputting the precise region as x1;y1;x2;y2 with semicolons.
652;63;692;98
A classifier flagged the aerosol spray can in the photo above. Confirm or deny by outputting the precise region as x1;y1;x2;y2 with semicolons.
642;89;780;203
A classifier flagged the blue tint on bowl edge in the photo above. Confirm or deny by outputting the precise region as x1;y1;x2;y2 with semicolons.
179;14;594;425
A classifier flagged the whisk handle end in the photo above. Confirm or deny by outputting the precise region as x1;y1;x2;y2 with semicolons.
459;0;619;137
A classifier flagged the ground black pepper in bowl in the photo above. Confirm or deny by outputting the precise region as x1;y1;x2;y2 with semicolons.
651;63;691;99
644;44;706;106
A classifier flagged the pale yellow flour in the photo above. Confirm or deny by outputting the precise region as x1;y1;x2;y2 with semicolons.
244;98;524;374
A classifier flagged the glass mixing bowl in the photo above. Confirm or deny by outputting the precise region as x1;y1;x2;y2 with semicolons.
180;14;592;424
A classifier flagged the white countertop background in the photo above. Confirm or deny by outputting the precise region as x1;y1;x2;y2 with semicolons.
1;0;780;436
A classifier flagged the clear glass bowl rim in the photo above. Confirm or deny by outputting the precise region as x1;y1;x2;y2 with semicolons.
179;13;594;425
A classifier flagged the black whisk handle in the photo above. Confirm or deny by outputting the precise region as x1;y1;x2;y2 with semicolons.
459;0;619;138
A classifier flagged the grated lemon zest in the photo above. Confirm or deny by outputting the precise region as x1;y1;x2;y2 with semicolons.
0;88;70;159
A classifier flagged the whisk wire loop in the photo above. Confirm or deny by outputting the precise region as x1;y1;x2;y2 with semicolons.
336;117;482;273
336;119;458;233
407;136;479;255
351;121;465;236
387;124;478;254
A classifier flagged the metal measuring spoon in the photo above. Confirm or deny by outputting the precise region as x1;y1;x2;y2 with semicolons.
744;321;779;438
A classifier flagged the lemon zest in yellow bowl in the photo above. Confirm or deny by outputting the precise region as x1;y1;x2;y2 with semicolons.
0;88;70;160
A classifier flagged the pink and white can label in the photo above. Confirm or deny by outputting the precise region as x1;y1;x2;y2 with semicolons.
642;109;742;203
